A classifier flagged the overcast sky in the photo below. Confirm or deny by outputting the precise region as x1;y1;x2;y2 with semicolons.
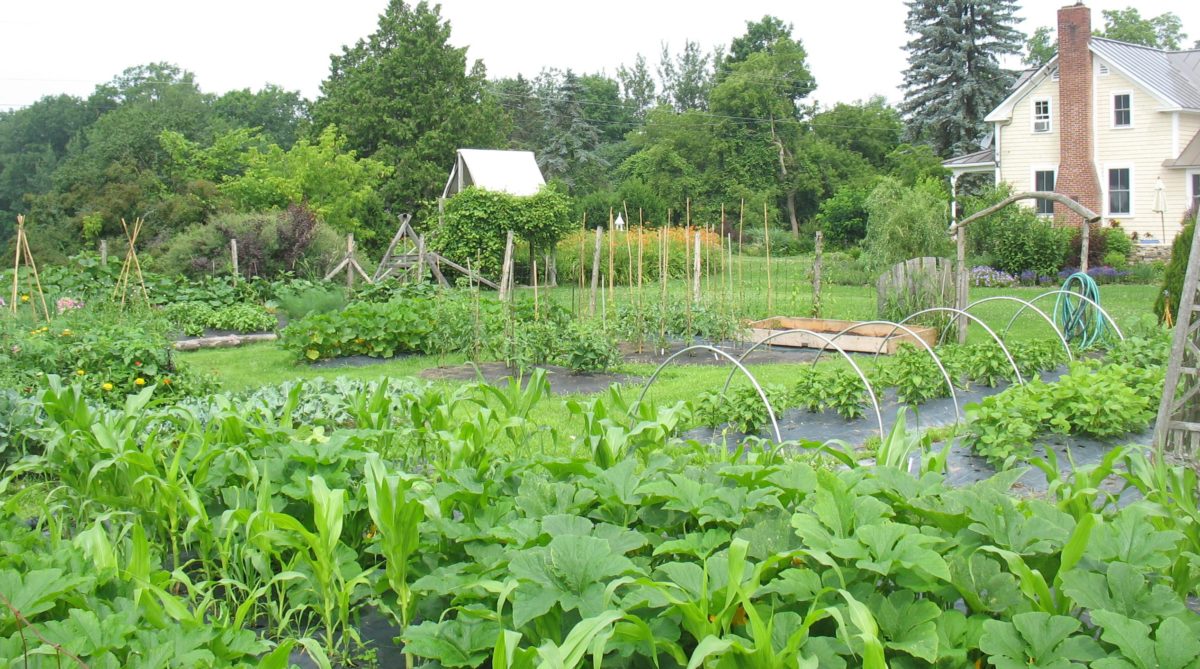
3;1;1198;112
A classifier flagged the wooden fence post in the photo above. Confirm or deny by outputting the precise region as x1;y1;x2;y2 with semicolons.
693;230;701;304
99;239;107;267
813;230;823;318
1079;221;1090;273
230;238;239;278
955;224;968;344
764;203;773;314
589;225;603;316
499;230;515;301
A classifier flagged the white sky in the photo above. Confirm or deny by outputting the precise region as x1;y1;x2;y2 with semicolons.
2;1;1198;112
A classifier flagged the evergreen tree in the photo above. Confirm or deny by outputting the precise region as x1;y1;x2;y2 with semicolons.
617;54;656;120
536;70;606;191
658;40;714;112
900;0;1022;158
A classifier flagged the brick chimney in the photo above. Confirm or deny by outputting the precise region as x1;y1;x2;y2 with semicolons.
1055;3;1101;224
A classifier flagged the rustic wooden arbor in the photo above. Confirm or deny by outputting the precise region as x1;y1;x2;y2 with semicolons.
361;214;498;289
1154;218;1200;460
949;191;1101;343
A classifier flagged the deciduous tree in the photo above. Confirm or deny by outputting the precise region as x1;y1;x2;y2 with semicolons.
313;0;504;217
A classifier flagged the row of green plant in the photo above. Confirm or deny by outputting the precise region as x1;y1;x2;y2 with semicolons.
963;334;1169;465
0;303;215;407
4;375;1199;668
693;340;1068;436
280;288;624;374
162;301;278;335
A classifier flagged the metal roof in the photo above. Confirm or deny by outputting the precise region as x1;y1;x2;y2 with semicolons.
1091;37;1200;110
943;147;995;170
1166;130;1200;168
442;149;546;198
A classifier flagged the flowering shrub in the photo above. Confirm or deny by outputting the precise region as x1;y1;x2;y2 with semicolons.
1017;270;1055;286
55;296;84;314
1058;266;1130;285
970;266;1017;287
0;308;215;404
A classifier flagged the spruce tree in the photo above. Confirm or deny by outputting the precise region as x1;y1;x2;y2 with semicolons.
900;0;1022;158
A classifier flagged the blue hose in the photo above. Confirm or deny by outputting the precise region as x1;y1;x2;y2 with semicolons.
1054;272;1106;348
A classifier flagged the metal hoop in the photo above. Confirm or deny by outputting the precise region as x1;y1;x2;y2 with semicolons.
722;329;885;437
801;320;961;423
947;296;1073;361
1002;290;1125;342
886;307;1025;385
631;345;783;443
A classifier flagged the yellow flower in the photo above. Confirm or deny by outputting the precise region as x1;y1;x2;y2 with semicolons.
20;294;29;303
102;382;114;391
60;329;72;337
75;369;85;376
134;377;146;386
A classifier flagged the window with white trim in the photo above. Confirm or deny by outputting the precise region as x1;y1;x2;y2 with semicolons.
1113;94;1131;127
1191;172;1200;213
1034;170;1056;214
1033;99;1051;133
1108;168;1131;215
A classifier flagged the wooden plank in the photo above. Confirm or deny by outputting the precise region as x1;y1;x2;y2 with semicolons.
436;254;499;289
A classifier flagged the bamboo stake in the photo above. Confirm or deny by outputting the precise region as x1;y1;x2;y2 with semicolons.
660;224;667;350
578;213;587;299
764;203;773;314
10;217;20;314
637;220;645;353
738;200;745;317
624;206;634;305
685;199;692;338
705;223;711;297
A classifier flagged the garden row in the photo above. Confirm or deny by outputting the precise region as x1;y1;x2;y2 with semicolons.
278;285;742;372
693;332;1168;465
1;372;1197;668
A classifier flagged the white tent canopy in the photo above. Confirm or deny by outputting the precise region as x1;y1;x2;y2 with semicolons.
442;149;546;198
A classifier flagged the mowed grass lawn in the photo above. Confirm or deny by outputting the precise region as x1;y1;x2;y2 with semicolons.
181;270;1159;440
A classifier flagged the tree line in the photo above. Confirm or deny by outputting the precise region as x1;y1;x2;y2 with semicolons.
0;0;1188;266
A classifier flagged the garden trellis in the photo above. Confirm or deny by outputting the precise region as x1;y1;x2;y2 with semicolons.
8;214;51;322
112;216;150;307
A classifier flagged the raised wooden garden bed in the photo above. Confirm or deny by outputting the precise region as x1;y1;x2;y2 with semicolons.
746;317;938;355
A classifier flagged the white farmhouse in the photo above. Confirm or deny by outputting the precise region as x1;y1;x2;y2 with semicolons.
944;3;1200;244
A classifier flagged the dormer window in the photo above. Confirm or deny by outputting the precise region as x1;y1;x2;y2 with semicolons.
1033;99;1051;133
1113;93;1132;127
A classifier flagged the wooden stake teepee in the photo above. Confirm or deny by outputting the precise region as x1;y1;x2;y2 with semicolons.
8;215;51;321
112;217;150;307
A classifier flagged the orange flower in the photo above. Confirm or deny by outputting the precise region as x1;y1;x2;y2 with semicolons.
162;377;171;386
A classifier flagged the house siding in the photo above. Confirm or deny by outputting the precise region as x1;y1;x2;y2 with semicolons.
997;75;1060;195
1094;59;1193;242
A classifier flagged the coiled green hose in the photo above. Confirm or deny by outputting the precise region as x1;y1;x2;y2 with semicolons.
1054;272;1106;348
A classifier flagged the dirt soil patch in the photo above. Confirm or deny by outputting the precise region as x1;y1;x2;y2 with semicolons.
621;339;825;366
420;361;642;395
